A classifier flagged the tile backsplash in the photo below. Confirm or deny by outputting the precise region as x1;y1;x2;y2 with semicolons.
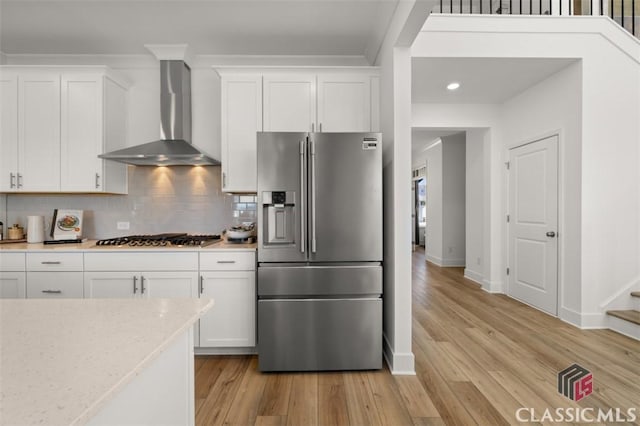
4;166;256;239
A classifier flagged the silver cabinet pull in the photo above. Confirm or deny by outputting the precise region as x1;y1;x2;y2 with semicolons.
10;173;16;188
140;276;146;294
133;276;138;294
41;261;61;265
222;172;226;188
310;139;317;253
95;173;100;189
17;173;23;188
300;140;306;253
199;275;204;295
216;260;236;264
319;123;322;132
311;123;314;133
42;290;62;294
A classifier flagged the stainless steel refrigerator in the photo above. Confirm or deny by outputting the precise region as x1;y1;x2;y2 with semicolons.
257;132;382;372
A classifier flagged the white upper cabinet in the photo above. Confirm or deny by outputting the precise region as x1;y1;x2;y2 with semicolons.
218;68;379;193
317;74;371;132
0;72;19;192
61;73;128;193
0;66;128;194
263;74;316;132
220;74;262;193
19;71;61;192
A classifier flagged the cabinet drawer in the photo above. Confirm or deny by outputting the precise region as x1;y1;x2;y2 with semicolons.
0;252;26;271
27;272;84;298
26;253;83;271
200;252;255;271
84;252;198;271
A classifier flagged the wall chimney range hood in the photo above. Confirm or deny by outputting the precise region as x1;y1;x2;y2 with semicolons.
99;60;219;166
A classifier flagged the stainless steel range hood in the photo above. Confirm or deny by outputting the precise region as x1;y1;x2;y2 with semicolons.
99;60;219;166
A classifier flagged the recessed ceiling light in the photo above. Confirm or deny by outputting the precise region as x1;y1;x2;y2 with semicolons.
447;82;461;91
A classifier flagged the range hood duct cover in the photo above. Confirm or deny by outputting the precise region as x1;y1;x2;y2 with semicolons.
99;60;219;166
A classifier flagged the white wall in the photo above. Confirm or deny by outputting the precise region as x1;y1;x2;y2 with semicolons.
465;129;486;284
425;141;443;263
376;0;420;374
413;15;640;327
442;133;466;267
424;134;466;267
501;61;583;316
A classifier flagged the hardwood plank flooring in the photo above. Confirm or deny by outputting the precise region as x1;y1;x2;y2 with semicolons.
195;248;640;425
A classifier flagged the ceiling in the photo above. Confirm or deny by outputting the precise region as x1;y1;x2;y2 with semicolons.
0;0;399;59
410;56;577;157
412;57;578;104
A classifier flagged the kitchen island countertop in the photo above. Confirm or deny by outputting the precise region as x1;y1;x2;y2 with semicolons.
0;298;213;425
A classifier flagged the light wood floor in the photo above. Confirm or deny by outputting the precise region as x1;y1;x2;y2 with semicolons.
195;248;640;425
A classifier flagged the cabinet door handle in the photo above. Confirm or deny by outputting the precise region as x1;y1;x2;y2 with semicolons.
319;122;322;132
10;173;16;188
199;275;204;295
216;260;236;264
42;290;62;294
17;173;23;188
133;276;138;294
95;173;101;189
41;261;61;265
222;172;226;188
311;123;314;132
140;276;146;294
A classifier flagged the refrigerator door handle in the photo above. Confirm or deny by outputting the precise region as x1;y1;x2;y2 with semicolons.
310;139;317;253
299;139;306;253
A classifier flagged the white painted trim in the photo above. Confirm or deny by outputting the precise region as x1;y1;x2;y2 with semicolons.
559;306;582;327
482;279;503;293
599;275;640;309
559;307;607;328
441;258;465;267
194;347;257;356
464;269;483;285
580;312;607;328
1;53;372;69
607;316;640;340
425;254;443;265
383;334;416;375
419;15;640;65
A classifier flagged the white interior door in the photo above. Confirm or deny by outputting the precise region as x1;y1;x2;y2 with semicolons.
508;135;558;315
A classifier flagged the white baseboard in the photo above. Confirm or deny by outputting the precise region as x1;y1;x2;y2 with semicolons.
383;334;416;375
425;254;443;266
559;307;582;327
441;258;465;267
464;269;483;285
425;254;464;268
482;279;503;293
194;347;257;355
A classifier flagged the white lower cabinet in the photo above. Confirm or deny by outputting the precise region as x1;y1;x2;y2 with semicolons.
0;272;26;298
0;252;26;298
25;252;84;298
27;271;84;298
199;271;256;348
198;251;256;348
84;271;198;299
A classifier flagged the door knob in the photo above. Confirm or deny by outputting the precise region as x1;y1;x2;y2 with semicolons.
546;231;556;238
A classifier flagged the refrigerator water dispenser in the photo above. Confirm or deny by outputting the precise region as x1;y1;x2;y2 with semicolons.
262;191;296;245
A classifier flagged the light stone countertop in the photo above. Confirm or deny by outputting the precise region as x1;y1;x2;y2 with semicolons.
0;239;256;252
0;298;213;426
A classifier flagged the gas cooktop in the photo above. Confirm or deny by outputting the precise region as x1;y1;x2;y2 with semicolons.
95;233;221;247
